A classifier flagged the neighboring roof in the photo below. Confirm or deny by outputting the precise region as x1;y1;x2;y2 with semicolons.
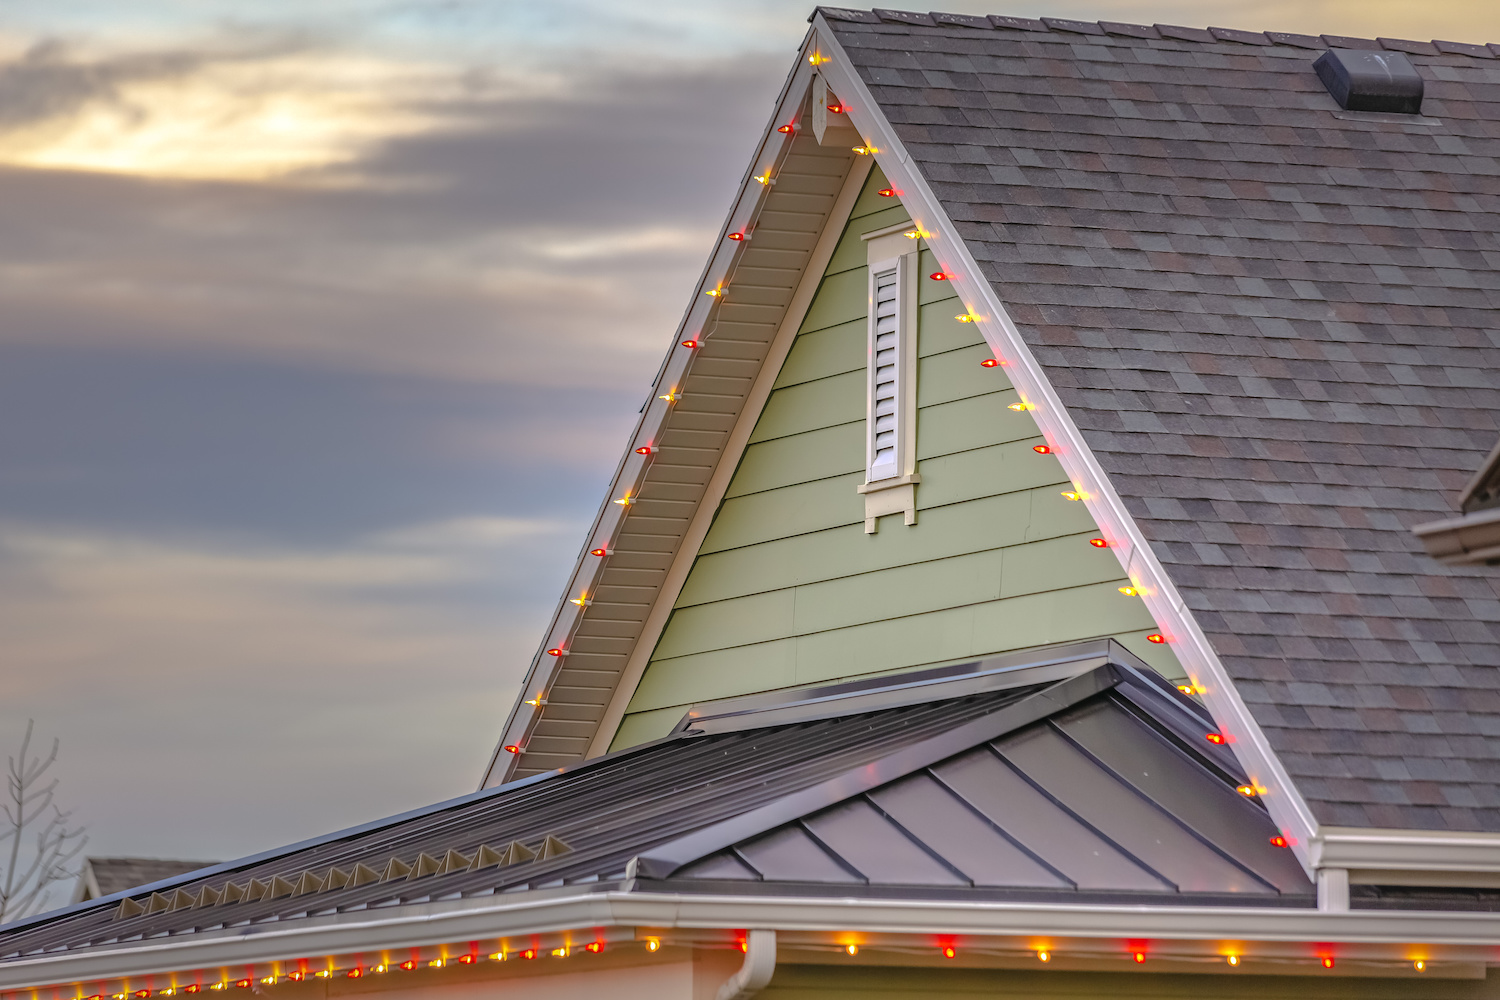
74;859;218;903
0;643;1315;963
1460;438;1500;515
816;9;1500;833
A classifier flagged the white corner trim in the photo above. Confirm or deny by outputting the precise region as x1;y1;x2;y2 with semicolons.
585;153;876;759
1412;505;1500;565
811;16;1323;873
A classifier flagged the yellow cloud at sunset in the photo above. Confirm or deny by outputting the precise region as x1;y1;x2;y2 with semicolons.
0;47;454;181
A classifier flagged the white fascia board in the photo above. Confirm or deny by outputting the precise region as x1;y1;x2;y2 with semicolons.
9;890;1500;991
1314;826;1500;872
480;44;826;788
809;16;1322;875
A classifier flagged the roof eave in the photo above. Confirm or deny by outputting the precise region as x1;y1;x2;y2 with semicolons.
7;888;1500;991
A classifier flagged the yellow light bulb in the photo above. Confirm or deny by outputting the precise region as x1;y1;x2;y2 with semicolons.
428;959;444;969
1038;951;1050;963
551;948;568;958
1228;955;1240;966
845;944;858;956
1415;960;1426;971
705;288;723;297
646;939;660;952
1061;491;1082;501
755;173;772;185
374;966;387;974
956;314;974;322
1007;402;1033;411
1118;586;1138;596
658;391;680;402
570;593;588;606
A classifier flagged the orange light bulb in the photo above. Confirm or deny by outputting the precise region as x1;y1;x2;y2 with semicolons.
1147;634;1166;644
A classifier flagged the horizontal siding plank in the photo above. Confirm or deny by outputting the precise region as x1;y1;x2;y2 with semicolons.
725;421;863;498
798;267;867;333
748;368;863;443
677;487;1097;608
917;343;1017;408
629;580;1162;715
773;316;864;388
699;472;865;553
824;206;914;274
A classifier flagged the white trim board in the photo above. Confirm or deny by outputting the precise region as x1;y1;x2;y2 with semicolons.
809;15;1322;876
6;889;1500;992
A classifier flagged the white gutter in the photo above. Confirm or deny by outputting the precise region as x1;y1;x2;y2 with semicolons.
6;890;1500;990
715;929;776;1000
1315;827;1500;874
806;15;1323;874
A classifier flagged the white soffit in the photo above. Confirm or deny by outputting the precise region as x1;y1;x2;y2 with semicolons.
808;16;1323;875
482;33;867;787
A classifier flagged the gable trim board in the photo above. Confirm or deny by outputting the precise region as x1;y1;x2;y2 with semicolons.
7;888;1500;991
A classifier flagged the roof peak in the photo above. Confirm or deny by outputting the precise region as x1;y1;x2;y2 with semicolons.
814;7;1500;59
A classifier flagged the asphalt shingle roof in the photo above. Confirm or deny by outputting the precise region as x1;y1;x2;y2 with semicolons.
822;8;1500;832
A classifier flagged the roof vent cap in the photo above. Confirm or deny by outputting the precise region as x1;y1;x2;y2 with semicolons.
1313;48;1423;114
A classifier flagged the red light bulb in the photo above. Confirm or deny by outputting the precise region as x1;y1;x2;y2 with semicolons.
135;992;150;997
777;124;796;133
346;969;363;979
590;547;608;557
546;648;564;657
929;272;947;281
520;950;536;961
399;961;417;971
681;340;699;349
457;955;475;965
1089;538;1107;547
878;187;895;197
1033;445;1051;454
504;744;523;754
1322;956;1334;969
1147;633;1166;644
235;982;251;990
184;989;199;995
1206;733;1227;745
1134;952;1146;964
980;358;1000;368
942;946;956;959
635;445;653;455
726;232;744;241
585;942;605;954
826;103;844;113
1270;835;1289;848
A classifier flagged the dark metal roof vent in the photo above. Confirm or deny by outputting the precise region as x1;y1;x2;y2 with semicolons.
1313;48;1424;114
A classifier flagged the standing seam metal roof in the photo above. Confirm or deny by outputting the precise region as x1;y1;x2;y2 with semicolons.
821;8;1500;832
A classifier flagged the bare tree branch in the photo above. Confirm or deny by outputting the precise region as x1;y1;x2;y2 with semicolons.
0;721;87;924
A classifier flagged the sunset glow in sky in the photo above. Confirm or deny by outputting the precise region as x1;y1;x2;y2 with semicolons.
3;0;1498;877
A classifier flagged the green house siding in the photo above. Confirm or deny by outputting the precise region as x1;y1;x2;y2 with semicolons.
612;168;1183;749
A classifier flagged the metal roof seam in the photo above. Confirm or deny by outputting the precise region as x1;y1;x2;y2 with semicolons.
858;793;978;887
921;766;1078;890
979;741;1179;893
1043;719;1284;895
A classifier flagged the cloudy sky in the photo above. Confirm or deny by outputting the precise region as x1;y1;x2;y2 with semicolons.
2;0;1497;887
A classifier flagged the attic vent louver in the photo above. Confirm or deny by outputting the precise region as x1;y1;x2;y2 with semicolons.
1313;48;1423;114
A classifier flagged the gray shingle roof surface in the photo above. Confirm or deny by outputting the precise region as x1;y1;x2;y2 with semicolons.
823;8;1500;832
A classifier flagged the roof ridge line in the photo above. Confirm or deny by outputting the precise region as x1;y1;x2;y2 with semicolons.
815;7;1500;59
